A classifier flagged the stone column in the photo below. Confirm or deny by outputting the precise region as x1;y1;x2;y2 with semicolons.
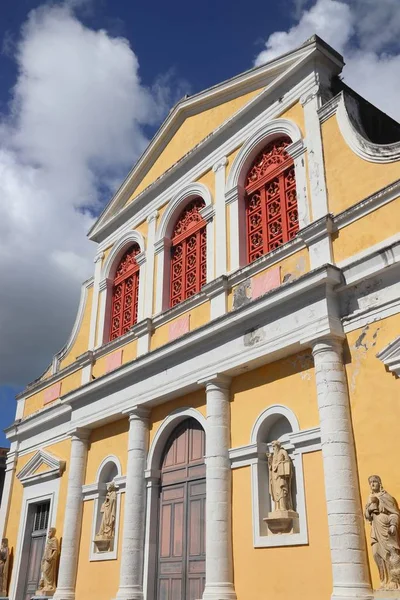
115;407;149;600
312;338;372;600
54;428;90;600
201;375;236;600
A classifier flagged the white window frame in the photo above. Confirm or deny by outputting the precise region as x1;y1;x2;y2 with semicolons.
225;118;309;272
154;182;215;313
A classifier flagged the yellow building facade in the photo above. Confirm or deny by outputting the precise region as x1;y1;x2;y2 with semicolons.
2;35;400;600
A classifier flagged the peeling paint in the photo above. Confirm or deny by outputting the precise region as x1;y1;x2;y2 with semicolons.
350;324;381;392
233;279;251;309
244;327;266;347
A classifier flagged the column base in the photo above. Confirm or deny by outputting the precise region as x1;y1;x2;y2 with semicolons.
114;585;143;600
53;589;75;600
332;583;373;600
202;583;237;600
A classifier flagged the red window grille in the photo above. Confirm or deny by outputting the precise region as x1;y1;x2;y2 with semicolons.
245;137;299;264
170;198;207;307
110;244;140;341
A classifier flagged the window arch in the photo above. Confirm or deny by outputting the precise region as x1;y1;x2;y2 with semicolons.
110;243;141;340
245;137;299;263
170;197;207;307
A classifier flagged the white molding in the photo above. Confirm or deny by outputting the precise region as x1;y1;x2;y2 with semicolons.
88;252;104;351
102;230;146;280
251;404;300;443
16;448;66;486
377;337;400;377
51;278;94;374
336;93;400;164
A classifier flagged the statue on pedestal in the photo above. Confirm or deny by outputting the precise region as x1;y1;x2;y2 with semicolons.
94;482;117;552
36;528;58;597
0;538;9;597
365;475;400;590
264;440;299;534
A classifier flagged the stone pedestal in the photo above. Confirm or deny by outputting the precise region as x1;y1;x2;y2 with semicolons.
94;537;112;553
373;592;400;599
264;510;300;535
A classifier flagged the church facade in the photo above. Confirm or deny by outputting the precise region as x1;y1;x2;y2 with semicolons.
2;35;400;600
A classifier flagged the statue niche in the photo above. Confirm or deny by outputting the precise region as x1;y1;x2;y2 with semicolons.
365;475;400;590
263;440;299;534
94;482;117;553
0;538;10;597
36;528;59;597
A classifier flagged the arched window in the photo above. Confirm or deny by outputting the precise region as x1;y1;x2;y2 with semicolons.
110;244;141;340
245;137;299;264
170;198;207;307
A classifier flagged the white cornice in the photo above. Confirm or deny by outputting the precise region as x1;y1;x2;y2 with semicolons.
17;448;66;486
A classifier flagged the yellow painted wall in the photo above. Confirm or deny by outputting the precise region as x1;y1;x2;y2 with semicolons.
85;419;129;485
60;285;93;369
150;389;206;447
232;451;332;600
150;300;210;352
23;369;82;418
75;494;124;600
196;168;215;201
126;88;265;204
231;350;318;448
322;116;400;215
332;194;400;263
122;339;138;365
345;313;400;589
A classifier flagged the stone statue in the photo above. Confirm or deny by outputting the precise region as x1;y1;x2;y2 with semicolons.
94;482;117;552
0;538;9;596
36;528;58;596
365;475;400;590
267;440;294;512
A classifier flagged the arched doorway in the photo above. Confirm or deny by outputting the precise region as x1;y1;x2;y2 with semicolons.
157;418;206;600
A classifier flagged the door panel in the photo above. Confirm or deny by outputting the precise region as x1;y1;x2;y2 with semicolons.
157;419;206;600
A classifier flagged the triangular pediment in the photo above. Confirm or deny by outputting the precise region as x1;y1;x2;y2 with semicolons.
17;449;66;486
89;36;343;243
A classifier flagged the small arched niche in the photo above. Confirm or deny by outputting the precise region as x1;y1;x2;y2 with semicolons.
250;405;308;547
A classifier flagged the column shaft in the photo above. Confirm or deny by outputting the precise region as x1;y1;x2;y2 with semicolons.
203;377;236;600
115;408;149;600
312;339;372;600
54;429;89;600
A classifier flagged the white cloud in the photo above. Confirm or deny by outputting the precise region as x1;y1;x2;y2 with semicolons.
0;3;174;386
254;0;400;121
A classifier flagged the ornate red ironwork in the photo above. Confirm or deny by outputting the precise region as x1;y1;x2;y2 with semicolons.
170;198;207;307
245;137;298;263
110;244;140;341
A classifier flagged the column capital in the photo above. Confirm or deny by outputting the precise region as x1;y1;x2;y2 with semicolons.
212;156;228;173
146;209;158;224
310;336;344;357
135;251;146;266
68;427;91;443
198;373;231;391
124;405;150;422
94;251;105;264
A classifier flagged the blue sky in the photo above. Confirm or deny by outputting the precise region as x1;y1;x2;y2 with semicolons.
0;0;399;446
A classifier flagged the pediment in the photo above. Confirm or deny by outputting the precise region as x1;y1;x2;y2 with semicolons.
377;336;400;376
17;449;66;486
89;36;342;243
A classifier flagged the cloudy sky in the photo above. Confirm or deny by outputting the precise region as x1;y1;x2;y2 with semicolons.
0;0;399;444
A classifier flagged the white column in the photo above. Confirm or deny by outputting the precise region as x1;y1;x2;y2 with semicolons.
115;407;149;600
154;238;171;314
144;211;158;318
312;338;372;600
0;446;17;540
88;252;104;350
213;158;228;277
96;277;113;347
54;428;90;600
201;375;236;600
226;187;246;273
135;251;147;322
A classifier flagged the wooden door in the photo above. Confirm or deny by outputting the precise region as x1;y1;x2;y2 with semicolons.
23;502;50;600
157;418;206;600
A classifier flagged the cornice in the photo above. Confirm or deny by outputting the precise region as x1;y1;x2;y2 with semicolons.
377;337;400;377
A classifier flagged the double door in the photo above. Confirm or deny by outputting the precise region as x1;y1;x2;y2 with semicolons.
157;418;206;600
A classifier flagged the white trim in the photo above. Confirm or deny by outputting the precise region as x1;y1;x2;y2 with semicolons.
225;118;308;271
336;93;400;164
377;337;400;377
102;230;146;280
250;404;300;443
143;407;207;599
17;448;66;486
9;477;61;600
88;253;105;350
144;211;158;318
213;157;228;277
51;278;93;374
